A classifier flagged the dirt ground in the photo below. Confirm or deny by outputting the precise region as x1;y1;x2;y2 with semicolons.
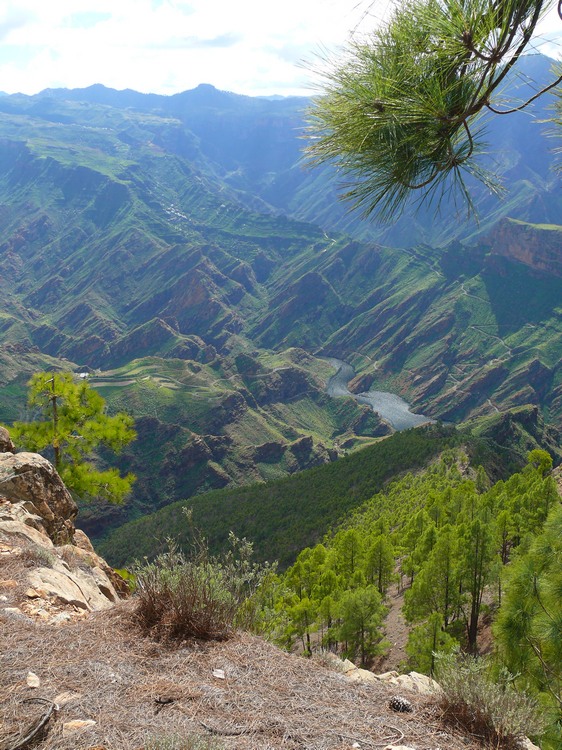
374;580;409;673
0;596;491;750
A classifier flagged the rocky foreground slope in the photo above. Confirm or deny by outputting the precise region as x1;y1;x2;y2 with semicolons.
0;428;537;750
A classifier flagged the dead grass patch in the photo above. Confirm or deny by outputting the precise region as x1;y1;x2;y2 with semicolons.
0;599;490;750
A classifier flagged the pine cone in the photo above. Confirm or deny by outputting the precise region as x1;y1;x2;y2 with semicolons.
389;695;413;713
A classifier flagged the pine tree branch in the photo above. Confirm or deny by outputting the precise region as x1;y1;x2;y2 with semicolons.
486;72;562;114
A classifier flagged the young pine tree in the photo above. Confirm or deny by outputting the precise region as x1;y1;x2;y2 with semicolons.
406;612;457;676
494;504;562;731
365;534;395;596
404;523;460;628
10;372;136;504
336;585;387;667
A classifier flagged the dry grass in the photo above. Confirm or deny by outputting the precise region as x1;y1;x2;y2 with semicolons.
0;597;488;750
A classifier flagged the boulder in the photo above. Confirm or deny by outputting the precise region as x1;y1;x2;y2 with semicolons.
63;531;130;599
0;426;15;453
349;668;378;683
331;656;443;697
0;515;54;548
0;452;77;544
0;476;126;621
339;658;358;674
393;671;442;695
27;566;117;611
376;670;442;695
0;522;121;613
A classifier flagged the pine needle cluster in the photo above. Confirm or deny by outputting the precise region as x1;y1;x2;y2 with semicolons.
306;0;558;220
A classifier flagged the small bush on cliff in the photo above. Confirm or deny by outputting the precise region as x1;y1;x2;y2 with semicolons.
435;652;546;749
134;543;237;641
20;544;56;568
133;519;275;641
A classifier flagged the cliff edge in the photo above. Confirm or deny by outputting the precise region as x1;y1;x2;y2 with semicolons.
487;219;562;277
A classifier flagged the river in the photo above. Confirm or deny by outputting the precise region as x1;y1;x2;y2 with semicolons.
325;358;434;431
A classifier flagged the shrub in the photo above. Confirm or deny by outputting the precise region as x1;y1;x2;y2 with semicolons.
133;524;275;642
435;652;546;749
133;543;236;641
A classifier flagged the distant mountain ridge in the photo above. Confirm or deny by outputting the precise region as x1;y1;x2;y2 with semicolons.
25;53;562;247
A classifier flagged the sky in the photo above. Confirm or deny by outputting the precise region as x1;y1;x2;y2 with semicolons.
0;0;561;98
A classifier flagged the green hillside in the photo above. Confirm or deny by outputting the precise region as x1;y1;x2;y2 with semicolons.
97;401;560;570
97;424;460;568
270;448;561;747
74;350;390;535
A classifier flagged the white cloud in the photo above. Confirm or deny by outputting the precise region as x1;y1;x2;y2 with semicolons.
0;0;373;96
0;0;560;97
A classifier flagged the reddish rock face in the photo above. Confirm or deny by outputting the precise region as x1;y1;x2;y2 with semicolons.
487;219;562;277
0;452;77;544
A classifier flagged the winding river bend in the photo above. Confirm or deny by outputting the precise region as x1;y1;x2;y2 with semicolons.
325;358;434;431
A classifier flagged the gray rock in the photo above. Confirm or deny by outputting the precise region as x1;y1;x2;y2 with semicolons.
517;739;541;750
27;564;118;612
0;517;54;548
1;606;31;621
26;671;40;688
375;670;442;695
0;452;77;544
0;427;15;454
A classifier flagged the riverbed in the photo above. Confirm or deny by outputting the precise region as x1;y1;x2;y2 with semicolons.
325;358;433;431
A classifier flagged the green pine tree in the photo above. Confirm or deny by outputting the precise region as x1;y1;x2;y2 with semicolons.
336;585;387;666
406;612;457;675
365;534;395;596
494;504;562;732
9;372;136;504
458;513;497;652
404;523;460;628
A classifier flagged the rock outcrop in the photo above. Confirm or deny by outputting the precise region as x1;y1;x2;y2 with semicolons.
487;219;562;278
0;429;127;623
0;452;77;544
0;426;15;453
0;507;125;621
335;657;442;696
